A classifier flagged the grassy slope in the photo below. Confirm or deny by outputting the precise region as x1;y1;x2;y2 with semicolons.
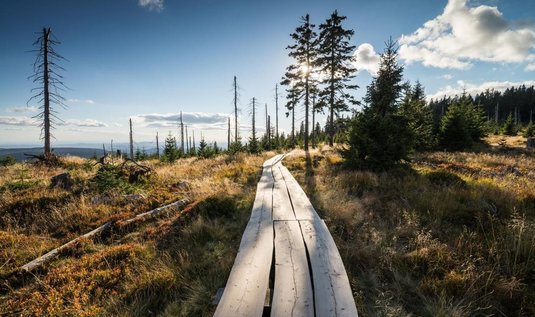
1;139;534;316
0;153;270;316
284;143;535;316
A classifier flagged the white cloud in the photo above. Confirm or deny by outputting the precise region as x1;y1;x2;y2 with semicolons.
67;99;95;105
0;116;37;126
0;116;107;128
428;80;535;101
132;112;230;130
353;43;380;76
526;63;535;71
138;0;164;12
62;119;108;128
399;0;535;69
7;106;39;113
442;74;454;80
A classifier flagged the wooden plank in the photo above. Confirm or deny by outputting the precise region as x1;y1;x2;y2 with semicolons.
271;221;313;317
278;165;318;220
299;219;358;317
272;163;296;221
214;163;275;317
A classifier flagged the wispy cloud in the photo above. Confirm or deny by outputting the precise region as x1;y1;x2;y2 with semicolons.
442;74;454;80
0;116;107;128
428;80;535;100
526;63;535;72
399;0;535;69
67;99;95;105
61;119;108;128
138;0;164;12
7;106;39;113
353;43;380;76
132;112;230;130
0;116;37;126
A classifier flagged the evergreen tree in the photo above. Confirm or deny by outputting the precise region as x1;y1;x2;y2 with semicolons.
400;81;436;151
198;136;210;158
502;113;517;136
343;39;412;170
317;10;358;146
281;14;317;150
524;120;534;138
439;96;486;151
163;133;178;162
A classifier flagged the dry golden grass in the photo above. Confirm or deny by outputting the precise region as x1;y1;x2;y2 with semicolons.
283;140;535;316
0;153;267;316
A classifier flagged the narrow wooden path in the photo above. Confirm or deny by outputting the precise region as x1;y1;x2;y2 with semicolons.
214;154;358;317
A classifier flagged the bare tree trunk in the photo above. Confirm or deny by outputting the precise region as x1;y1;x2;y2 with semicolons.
180;111;184;154
193;130;196;152
268;115;271;149
227;117;231;150
129;118;134;160
305;77;309;150
102;144;106;156
265;103;268;141
234;76;238;144
252;98;256;141
292;102;295;147
156;132;160;158
43;28;51;156
312;94;316;148
275;84;279;140
185;125;189;154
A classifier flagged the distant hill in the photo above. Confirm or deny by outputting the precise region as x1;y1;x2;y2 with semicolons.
0;147;105;161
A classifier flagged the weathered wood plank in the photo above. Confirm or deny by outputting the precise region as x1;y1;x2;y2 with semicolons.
272;220;314;317
214;161;275;317
299;219;358;317
278;165;318;220
272;163;296;221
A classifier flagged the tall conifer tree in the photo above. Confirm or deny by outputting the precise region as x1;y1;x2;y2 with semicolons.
281;14;317;150
317;11;358;146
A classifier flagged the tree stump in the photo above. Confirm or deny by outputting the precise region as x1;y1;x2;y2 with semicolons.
50;172;73;190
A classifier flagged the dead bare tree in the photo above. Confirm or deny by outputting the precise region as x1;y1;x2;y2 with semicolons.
28;27;68;157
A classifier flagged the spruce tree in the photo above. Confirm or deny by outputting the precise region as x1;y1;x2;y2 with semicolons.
163;133;178;162
198;136;209;158
317;10;358;146
439;96;486;151
502;113;517;136
344;39;412;170
524;120;534;138
281;14;317;150
400;81;435;151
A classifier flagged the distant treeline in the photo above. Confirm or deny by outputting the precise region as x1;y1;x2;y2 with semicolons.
429;85;535;124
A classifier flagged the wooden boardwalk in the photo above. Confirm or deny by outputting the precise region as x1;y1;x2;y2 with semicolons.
214;155;358;317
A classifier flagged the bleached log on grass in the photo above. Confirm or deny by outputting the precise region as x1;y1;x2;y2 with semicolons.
20;198;190;272
21;222;112;272
117;198;189;226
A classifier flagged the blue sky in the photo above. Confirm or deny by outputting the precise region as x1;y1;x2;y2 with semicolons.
1;0;534;147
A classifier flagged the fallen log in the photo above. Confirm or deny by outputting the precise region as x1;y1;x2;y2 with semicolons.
117;198;189;226
20;198;190;272
21;222;112;272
